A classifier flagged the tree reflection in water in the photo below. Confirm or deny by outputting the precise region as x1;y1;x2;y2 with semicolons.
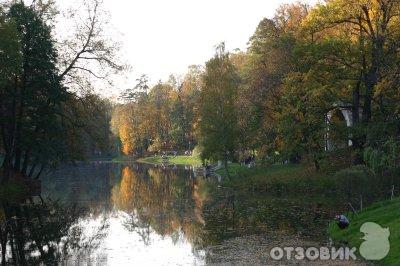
0;163;209;265
111;166;207;249
0;199;108;265
0;162;347;265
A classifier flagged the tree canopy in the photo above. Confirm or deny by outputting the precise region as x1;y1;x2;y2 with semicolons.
0;0;122;183
111;0;400;173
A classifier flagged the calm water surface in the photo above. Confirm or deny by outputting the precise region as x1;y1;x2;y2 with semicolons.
42;162;208;265
1;161;346;265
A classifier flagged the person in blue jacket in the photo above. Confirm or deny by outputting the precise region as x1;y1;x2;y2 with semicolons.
335;214;350;229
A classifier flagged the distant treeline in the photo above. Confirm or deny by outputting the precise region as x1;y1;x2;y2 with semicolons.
113;0;400;174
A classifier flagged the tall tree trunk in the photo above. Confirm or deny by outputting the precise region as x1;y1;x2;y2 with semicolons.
362;77;374;123
1;77;18;184
352;75;364;164
224;151;230;179
9;233;16;266
22;206;45;258
3;205;17;265
352;78;361;126
35;165;44;180
21;150;31;176
13;148;22;172
313;159;320;171
362;34;384;123
14;207;26;266
0;224;7;265
28;163;37;178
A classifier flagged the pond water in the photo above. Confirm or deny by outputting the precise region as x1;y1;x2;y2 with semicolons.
0;161;349;265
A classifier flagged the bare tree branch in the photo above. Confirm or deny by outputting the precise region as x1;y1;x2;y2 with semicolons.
57;0;126;91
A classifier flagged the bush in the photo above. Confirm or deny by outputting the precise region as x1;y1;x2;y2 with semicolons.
364;138;400;175
333;165;377;199
318;148;354;174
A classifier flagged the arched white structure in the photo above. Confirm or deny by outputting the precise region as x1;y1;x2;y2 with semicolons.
325;107;355;151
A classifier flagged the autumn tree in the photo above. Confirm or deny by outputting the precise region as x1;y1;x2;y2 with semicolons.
199;43;240;173
170;67;203;150
305;0;400;159
237;3;311;160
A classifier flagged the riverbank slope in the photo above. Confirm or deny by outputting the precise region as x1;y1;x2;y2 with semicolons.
328;197;400;265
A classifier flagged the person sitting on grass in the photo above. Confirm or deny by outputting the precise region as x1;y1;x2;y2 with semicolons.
335;214;350;229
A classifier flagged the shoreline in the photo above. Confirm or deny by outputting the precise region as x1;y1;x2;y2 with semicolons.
328;197;399;265
137;155;202;166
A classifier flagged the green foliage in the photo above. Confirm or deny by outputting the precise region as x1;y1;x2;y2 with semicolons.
318;148;354;173
199;44;240;163
170;97;187;148
1;2;67;171
113;68;202;155
0;9;21;84
112;1;400;177
364;139;400;175
0;2;117;182
216;163;333;193
333;165;377;198
62;93;117;161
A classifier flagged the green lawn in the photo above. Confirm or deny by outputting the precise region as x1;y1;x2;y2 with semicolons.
215;163;334;193
216;163;303;178
137;155;202;166
328;197;400;265
215;163;246;175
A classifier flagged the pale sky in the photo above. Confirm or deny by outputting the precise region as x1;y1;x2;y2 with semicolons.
56;0;318;96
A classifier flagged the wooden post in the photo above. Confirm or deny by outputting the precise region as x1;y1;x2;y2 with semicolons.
391;185;395;200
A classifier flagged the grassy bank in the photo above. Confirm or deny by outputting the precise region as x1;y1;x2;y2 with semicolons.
112;155;137;162
215;163;334;193
328;197;400;265
137;155;202;166
207;164;346;242
213;163;400;260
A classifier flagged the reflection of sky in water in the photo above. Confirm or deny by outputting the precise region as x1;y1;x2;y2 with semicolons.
39;162;210;264
2;162;347;265
71;211;205;265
